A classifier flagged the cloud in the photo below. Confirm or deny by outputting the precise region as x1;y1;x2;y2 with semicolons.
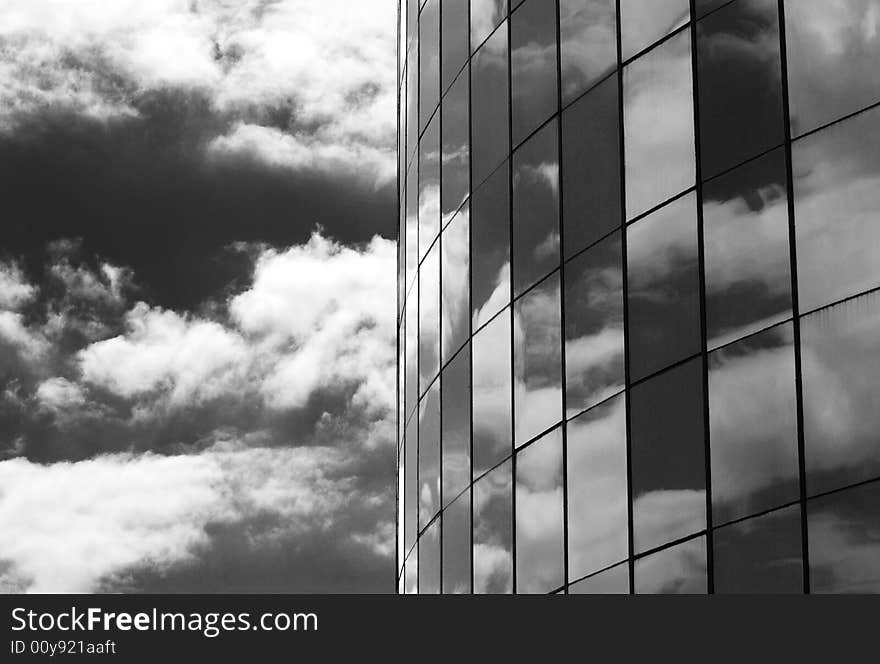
0;0;397;184
0;442;388;593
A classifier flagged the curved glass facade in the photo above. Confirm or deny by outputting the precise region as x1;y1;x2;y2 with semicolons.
397;0;880;594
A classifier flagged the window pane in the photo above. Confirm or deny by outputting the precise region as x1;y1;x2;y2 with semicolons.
473;310;513;477
709;324;800;525
802;290;880;496
405;161;419;296
623;29;695;219
398;446;405;567
560;0;617;105
443;489;472;593
405;297;418;422
620;0;690;61
441;70;470;220
473;459;513;593
703;148;792;349
472;0;508;52
713;506;803;594
419;242;440;393
442;344;471;505
808;481;880;593
405;415;419;555
419;0;440;133
513;120;560;296
472;23;510;187
569;563;629;594
419;112;441;262
626;192;701;381
634;536;708;594
419;380;441;528
407;46;419;166
441;205;470;364
442;0;469;93
564;231;625;417
631;358;707;553
471;162;511;328
567;393;629;580
784;0;880;137
561;74;621;258
514;272;563;446
511;0;559;145
404;550;418;594
515;428;565;593
793;106;880;313
696;0;784;178
418;519;441;594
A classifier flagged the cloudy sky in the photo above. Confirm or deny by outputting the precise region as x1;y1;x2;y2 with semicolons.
0;0;398;593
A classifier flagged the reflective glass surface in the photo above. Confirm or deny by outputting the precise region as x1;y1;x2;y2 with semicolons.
511;0;559;145
418;519;441;594
569;563;630;594
442;344;471;506
473;459;513;593
631;358;706;554
703;148;792;349
418;380;441;529
623;29;695;220
620;0;690;62
471;23;509;187
471;0;508;52
419;0;441;133
564;231;625;417
441;70;470;220
567;393;629;580
418;112;441;262
472;310;513;477
419;242;440;393
560;0;617;104
441;0;469;93
471;162;511;328
441;205;470;364
514;272;563;446
626;193;701;381
515;428;565;593
443;490;472;593
512;120;561;297
709;324;799;525
634;536;708;594
561;74;621;258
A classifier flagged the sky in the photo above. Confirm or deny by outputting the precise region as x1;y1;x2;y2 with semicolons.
0;0;399;593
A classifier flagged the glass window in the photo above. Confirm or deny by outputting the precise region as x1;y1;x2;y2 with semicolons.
696;0;784;179
405;298;418;422
631;358;707;553
407;47;419;166
623;29;695;220
511;0;559;146
626;192;701;381
419;242;440;393
419;112;441;262
515;428;565;593
471;162;511;328
793;106;880;314
703;148;792;349
620;0;690;61
561;75;620;260
419;380;441;528
473;309;513;477
709;324;800;525
694;0;730;18
398;447;406;566
713;505;803;593
808;481;880;594
442;344;471;506
471;23;510;187
443;490;472;593
513;120;560;297
442;0;470;93
784;0;880;137
567;393;629;581
405;415;419;555
564;231;625;417
405;161;419;297
418;519;441;594
441;70;470;221
569;563;630;594
472;0;508;52
419;0;441;133
473;459;513;593
514;272;563;446
404;549;418;594
560;0;617;105
801;290;880;496
634;536;708;594
441;205;470;365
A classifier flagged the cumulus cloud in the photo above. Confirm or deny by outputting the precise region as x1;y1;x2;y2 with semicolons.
0;0;397;185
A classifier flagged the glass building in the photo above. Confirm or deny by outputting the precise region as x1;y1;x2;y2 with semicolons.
396;0;880;594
